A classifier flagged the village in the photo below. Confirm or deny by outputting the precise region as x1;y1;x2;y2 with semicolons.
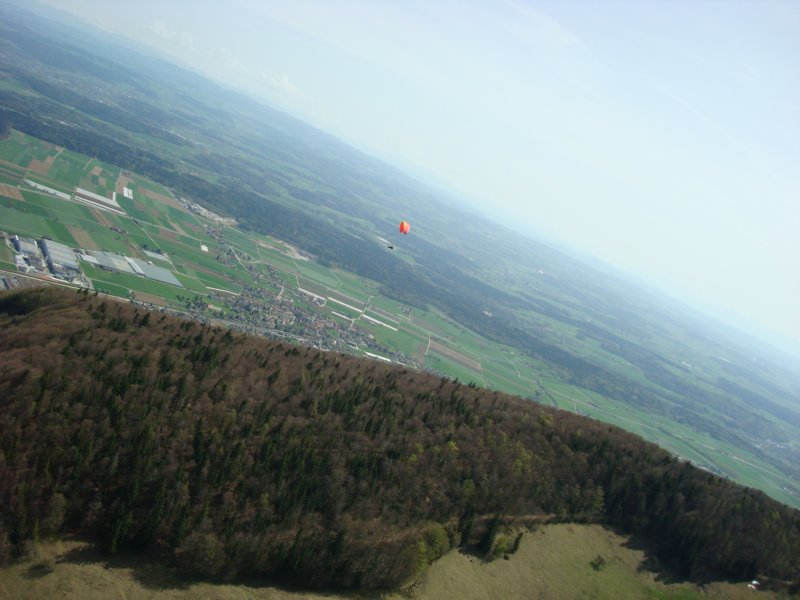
1;226;418;370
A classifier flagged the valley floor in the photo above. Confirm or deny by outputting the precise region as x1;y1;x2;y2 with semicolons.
0;524;773;600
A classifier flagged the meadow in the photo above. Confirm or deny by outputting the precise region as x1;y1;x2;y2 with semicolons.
0;525;771;600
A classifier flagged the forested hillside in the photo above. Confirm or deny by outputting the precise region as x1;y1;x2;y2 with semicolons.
1;288;798;591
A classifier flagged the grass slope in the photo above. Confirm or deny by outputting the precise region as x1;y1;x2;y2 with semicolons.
0;526;778;600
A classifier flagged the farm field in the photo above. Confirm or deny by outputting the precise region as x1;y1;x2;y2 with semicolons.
1;128;798;512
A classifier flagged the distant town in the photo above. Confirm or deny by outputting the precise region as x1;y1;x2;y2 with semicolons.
1;229;419;370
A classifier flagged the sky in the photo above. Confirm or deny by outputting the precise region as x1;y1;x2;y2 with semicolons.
39;0;800;351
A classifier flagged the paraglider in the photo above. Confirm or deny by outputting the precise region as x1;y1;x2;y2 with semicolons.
382;220;409;249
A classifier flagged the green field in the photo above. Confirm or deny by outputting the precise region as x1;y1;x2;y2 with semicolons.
173;272;211;293
295;259;341;288
0;130;36;164
326;302;361;321
382;326;427;356
424;350;483;384
191;269;242;294
221;226;260;257
0;172;21;186
255;245;299;273
0;241;14;263
0;200;78;246
47;153;85;189
24;172;73;194
19;189;95;221
0;161;26;181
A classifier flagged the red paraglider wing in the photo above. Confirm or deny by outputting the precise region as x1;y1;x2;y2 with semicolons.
399;220;410;235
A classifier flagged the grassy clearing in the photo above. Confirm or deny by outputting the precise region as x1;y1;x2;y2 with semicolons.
0;525;770;600
408;523;766;600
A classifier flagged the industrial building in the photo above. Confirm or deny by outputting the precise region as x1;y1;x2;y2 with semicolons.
130;258;182;287
73;187;125;215
12;235;46;269
40;239;80;275
89;250;183;287
93;251;136;274
13;235;42;258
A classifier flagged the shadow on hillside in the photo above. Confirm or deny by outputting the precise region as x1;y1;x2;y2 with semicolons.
455;544;501;564
611;525;728;587
22;561;55;579
616;532;684;584
58;543;191;590
55;540;388;598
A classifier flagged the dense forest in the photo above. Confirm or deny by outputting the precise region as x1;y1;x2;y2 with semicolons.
1;288;799;591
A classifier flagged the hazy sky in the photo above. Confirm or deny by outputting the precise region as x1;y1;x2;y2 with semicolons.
40;0;800;349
